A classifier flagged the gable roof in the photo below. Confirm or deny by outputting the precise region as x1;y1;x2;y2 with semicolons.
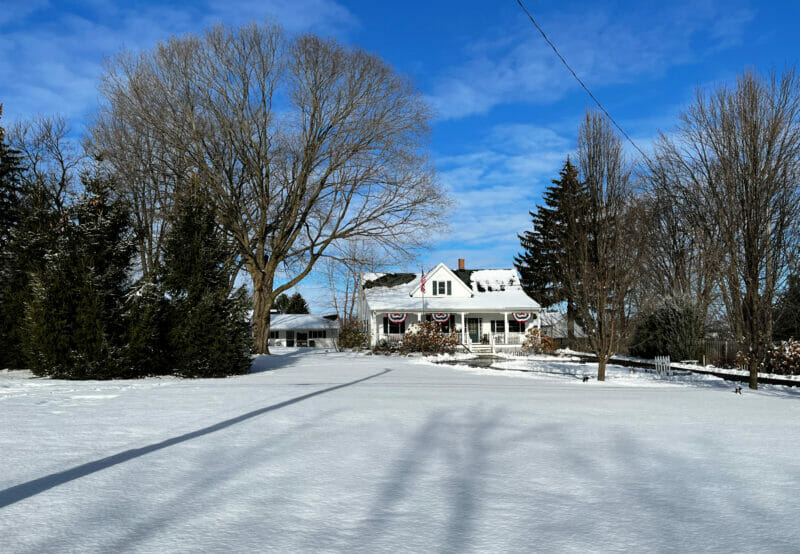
408;263;473;297
361;264;540;312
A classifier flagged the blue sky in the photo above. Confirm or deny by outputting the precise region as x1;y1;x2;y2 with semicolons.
1;0;798;309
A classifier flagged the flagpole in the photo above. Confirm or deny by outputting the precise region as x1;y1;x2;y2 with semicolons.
421;265;425;321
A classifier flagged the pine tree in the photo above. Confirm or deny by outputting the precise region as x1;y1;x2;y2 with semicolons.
274;292;310;314
162;196;251;377
24;176;136;378
514;158;587;342
0;106;27;369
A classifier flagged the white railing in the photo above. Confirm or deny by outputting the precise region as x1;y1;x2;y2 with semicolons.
491;333;525;345
384;333;405;344
654;355;671;375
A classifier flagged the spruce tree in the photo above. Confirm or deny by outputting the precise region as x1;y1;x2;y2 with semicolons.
0;106;27;368
122;278;172;377
514;158;587;342
162;196;251;378
25;176;136;378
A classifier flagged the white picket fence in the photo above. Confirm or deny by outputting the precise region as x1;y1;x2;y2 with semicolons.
654;355;671;376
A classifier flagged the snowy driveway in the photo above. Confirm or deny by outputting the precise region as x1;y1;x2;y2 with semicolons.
2;349;800;552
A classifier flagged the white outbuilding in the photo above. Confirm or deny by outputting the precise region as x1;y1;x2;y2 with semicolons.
268;314;339;348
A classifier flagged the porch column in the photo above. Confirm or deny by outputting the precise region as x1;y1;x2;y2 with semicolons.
503;312;509;345
373;311;380;346
460;312;466;343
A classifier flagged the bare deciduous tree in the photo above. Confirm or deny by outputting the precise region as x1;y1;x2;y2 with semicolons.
89;114;188;277
636;161;720;317
569;111;642;381
321;239;409;325
95;22;448;353
653;68;800;389
8;115;84;213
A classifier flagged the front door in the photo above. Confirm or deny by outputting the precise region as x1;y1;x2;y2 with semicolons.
297;332;308;347
467;318;481;343
286;331;295;347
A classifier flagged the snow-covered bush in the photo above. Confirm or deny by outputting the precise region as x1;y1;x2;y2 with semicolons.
338;320;369;350
400;320;460;354
521;328;557;354
739;339;800;376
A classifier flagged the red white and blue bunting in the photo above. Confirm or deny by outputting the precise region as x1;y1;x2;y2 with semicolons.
513;312;531;323
387;313;407;324
431;313;450;323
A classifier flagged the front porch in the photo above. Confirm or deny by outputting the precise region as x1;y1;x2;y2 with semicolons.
372;311;540;353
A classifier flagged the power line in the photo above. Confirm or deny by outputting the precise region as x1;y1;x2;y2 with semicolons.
515;0;649;160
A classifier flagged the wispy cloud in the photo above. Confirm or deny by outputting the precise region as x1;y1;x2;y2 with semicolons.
428;2;754;120
428;123;573;266
0;0;356;124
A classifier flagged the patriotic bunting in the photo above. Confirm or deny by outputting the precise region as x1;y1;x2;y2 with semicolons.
387;313;407;324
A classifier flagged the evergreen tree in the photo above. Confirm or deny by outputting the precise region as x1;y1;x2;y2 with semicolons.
25;176;136;378
0;105;23;251
630;296;705;361
274;292;310;314
0;105;26;368
514;158;587;342
287;292;310;314
774;275;800;341
162;196;251;377
122;278;172;377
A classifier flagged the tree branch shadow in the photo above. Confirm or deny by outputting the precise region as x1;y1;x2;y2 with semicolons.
0;369;391;509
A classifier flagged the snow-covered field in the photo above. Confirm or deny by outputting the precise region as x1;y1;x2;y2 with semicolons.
2;349;800;553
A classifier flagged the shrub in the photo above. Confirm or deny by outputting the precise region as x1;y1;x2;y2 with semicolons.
400;320;460;354
521;328;557;354
739;339;800;376
338;320;369;349
630;296;704;360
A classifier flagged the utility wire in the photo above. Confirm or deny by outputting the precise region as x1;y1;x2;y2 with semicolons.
515;0;649;160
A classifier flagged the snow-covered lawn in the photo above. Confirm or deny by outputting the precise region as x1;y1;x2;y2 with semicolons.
2;349;800;552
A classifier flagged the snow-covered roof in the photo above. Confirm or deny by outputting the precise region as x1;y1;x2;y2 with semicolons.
361;267;540;312
270;314;339;330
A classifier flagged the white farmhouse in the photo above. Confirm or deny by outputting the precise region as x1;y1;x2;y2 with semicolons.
358;259;542;353
268;314;339;348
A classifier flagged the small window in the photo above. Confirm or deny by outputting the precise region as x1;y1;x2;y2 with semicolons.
269;331;279;339
309;330;327;339
491;320;505;333
438;281;446;295
508;320;524;333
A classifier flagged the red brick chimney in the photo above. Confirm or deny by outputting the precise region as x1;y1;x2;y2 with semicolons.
458;258;465;270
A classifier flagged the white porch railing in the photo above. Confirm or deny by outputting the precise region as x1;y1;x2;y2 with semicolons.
490;333;525;345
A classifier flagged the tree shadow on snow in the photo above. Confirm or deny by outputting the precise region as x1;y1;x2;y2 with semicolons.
0;369;391;510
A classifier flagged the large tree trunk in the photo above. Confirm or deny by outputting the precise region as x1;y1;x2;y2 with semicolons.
252;271;274;355
597;357;607;381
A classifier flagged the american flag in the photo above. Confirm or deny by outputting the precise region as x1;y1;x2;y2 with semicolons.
420;267;426;293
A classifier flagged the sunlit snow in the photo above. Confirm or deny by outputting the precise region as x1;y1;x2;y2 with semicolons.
2;349;799;552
